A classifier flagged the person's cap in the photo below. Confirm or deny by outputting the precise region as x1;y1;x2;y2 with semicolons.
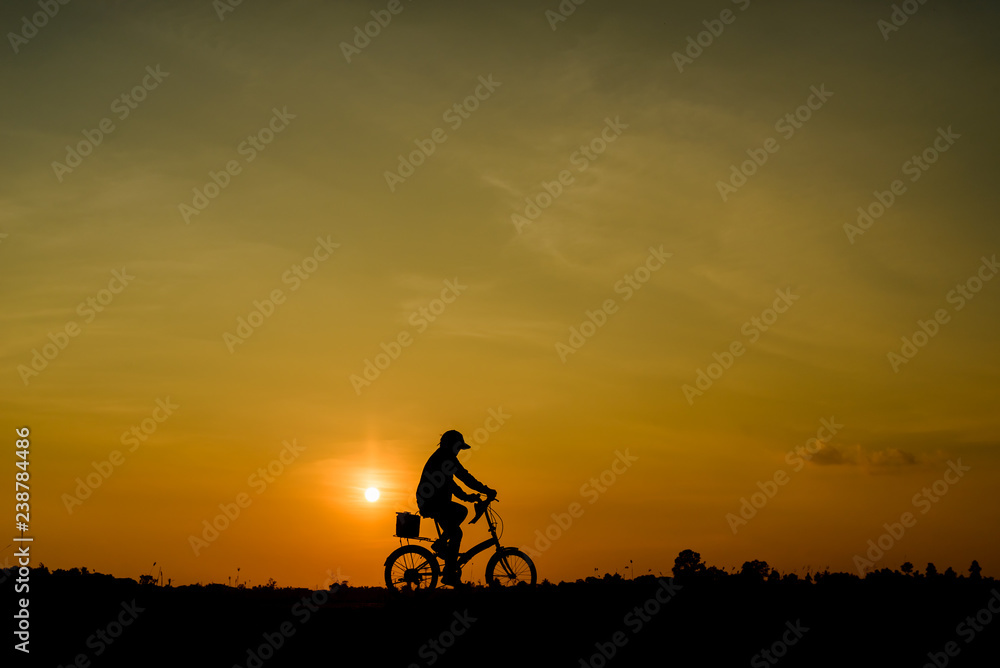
440;429;470;450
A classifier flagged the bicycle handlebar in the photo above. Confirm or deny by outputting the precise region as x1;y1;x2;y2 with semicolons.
469;492;498;525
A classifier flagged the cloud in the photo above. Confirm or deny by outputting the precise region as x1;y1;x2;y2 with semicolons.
810;443;917;469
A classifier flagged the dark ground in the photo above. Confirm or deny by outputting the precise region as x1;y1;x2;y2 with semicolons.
5;567;1000;667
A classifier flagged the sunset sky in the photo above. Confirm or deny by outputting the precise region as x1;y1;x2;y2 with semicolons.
2;0;999;588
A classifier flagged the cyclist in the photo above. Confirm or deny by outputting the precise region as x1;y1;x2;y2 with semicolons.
415;430;495;586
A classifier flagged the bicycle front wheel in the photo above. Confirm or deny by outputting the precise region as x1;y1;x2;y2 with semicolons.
384;545;439;591
485;548;536;587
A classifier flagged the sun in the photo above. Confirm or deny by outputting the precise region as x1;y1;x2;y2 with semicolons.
364;487;380;503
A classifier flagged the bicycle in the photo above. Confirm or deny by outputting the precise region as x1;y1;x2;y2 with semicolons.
384;494;537;590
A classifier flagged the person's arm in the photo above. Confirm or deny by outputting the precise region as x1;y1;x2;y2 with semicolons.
452;483;479;503
453;459;494;497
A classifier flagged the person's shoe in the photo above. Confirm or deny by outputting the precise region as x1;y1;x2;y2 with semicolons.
441;568;462;588
430;538;447;554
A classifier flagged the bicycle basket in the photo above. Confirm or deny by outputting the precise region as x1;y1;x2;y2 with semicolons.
395;512;420;538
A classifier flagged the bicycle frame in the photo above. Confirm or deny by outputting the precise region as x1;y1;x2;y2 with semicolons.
400;500;503;567
456;536;499;567
386;498;535;589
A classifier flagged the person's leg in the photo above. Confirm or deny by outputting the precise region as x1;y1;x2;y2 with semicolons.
430;520;447;554
438;502;468;579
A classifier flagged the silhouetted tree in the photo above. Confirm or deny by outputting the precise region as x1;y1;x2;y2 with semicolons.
925;563;938;578
673;550;706;579
969;560;982;580
739;560;770;581
944;567;957;579
900;562;913;576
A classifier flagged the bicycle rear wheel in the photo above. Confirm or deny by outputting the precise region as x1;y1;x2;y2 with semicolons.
485;548;536;587
384;545;439;591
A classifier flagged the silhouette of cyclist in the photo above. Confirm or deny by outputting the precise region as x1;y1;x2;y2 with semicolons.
415;430;495;587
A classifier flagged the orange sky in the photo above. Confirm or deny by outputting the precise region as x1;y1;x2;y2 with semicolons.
2;0;999;587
